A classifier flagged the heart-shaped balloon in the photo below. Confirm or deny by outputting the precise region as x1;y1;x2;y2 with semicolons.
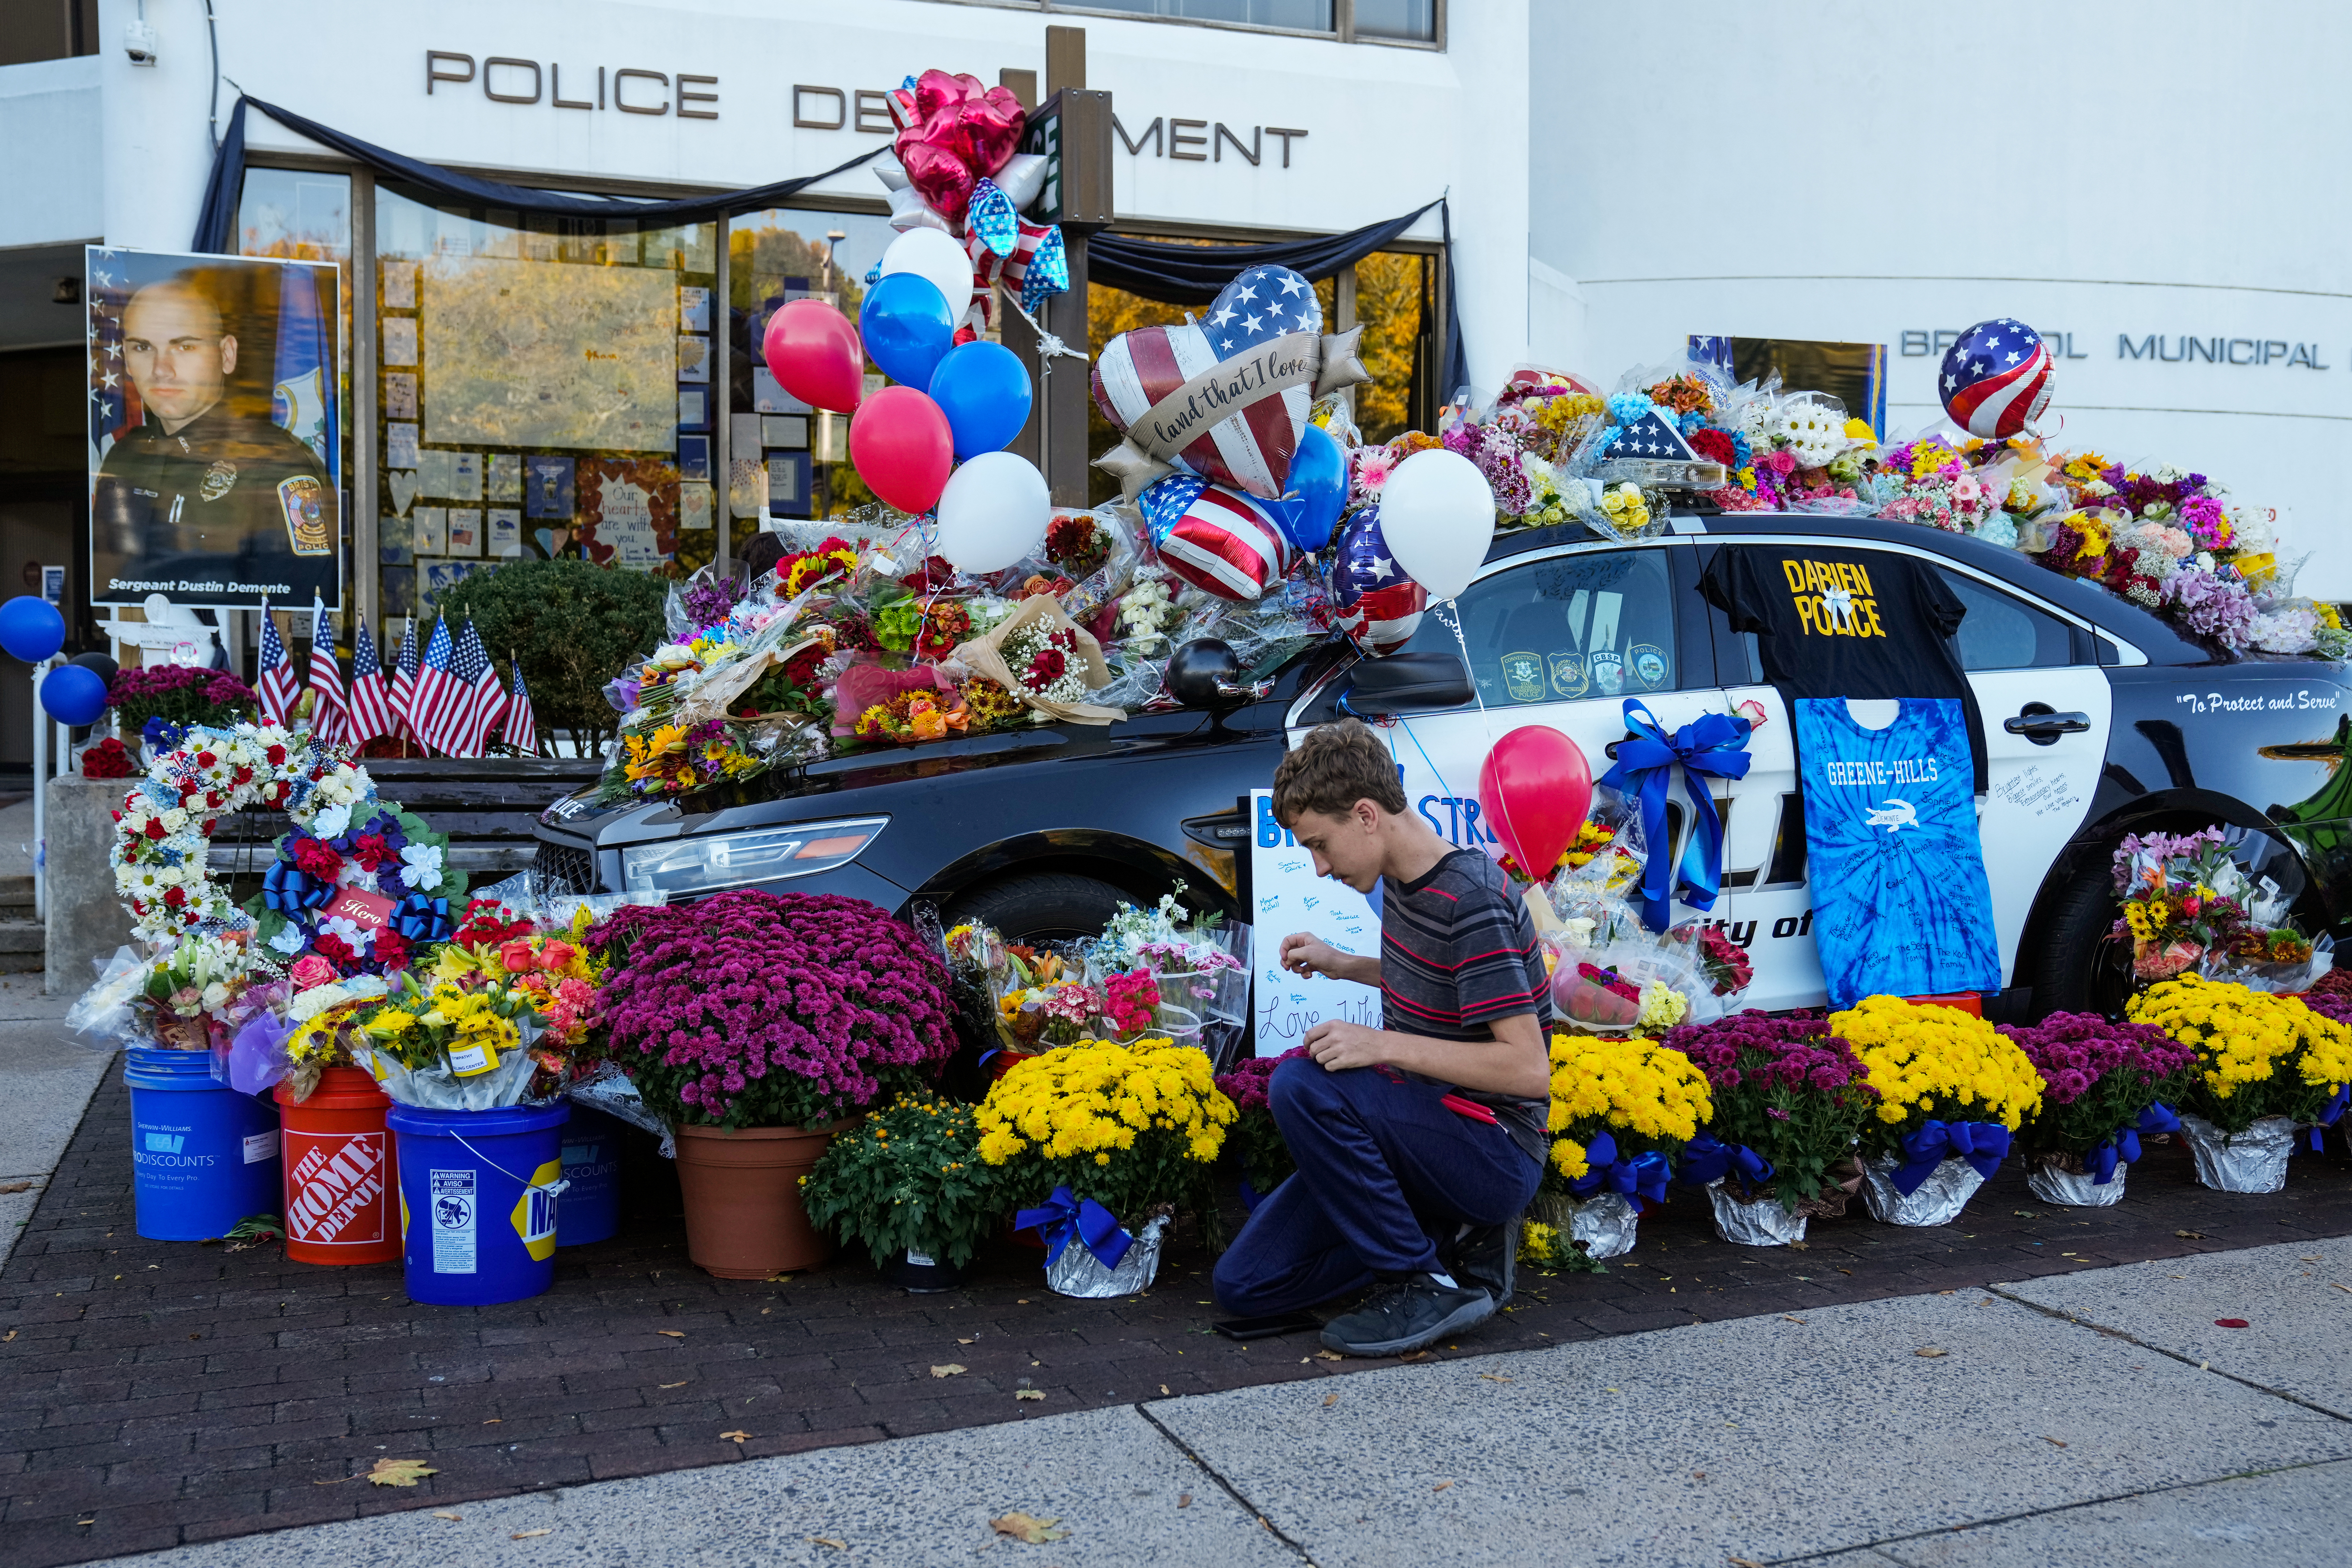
892;70;1028;225
1092;265;1352;504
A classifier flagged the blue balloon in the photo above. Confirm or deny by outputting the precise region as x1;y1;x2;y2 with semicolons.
1269;423;1349;553
928;341;1034;459
859;272;957;390
39;663;107;727
0;596;63;664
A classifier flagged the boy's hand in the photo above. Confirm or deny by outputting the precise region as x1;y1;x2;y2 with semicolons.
1280;932;1343;979
1303;1020;1386;1072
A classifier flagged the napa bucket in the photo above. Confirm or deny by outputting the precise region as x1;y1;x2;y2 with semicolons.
126;1047;282;1241
387;1101;570;1306
556;1104;623;1248
277;1066;401;1265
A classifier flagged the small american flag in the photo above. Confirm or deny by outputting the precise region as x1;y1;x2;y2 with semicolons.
387;619;421;742
1601;409;1703;462
254;600;298;726
409;617;461;757
304;596;346;745
501;656;540;755
344;612;394;746
452;618;508;760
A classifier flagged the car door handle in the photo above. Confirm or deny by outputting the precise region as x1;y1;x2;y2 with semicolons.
2004;709;2091;739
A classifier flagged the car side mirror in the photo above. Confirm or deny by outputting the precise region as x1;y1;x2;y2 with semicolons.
1337;652;1472;717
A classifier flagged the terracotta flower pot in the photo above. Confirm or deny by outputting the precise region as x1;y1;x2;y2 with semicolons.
673;1119;858;1278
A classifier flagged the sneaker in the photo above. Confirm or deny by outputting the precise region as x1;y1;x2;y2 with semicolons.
1442;1217;1518;1310
1319;1273;1494;1358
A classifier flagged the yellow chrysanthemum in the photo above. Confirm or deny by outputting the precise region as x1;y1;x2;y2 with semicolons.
1830;996;2042;1131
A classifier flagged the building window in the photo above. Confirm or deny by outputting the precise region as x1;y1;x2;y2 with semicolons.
725;207;897;524
1349;0;1436;41
1065;0;1334;32
370;184;718;624
925;0;1438;44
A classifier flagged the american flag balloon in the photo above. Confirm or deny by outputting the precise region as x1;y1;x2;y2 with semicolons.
1330;505;1427;655
1141;473;1293;602
1939;318;2054;439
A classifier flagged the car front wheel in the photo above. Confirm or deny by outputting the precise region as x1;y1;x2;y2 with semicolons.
943;871;1139;947
2024;855;2136;1018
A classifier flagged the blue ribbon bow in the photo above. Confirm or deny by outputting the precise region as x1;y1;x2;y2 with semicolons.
1014;1185;1133;1271
2087;1101;2182;1184
1567;1130;1672;1211
2310;1085;2348;1150
262;862;330;915
1238;1178;1264;1214
393;893;453;943
1677;1132;1774;1189
1596;700;1754;932
1890;1119;2012;1196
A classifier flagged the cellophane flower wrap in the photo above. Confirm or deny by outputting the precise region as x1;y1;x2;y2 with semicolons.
1541;1032;1711;1190
1661;1012;1880;1213
2111;827;2313;984
1213;1049;1303;1196
799;1092;1001;1270
2126;974;2352;1135
594;890;956;1129
976;1037;1236;1228
2000;1011;2198;1163
420;913;611;1099
1831;996;2045;1155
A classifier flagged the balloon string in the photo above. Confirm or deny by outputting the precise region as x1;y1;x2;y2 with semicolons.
1434;595;1518;863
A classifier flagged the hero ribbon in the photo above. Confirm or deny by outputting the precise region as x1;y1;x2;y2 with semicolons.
1596;700;1753;932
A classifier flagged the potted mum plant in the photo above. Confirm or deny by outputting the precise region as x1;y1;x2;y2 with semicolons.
800;1092;999;1291
2000;1012;2199;1206
2126;974;2352;1192
1660;1012;1882;1247
1831;996;2045;1226
977;1037;1235;1297
1529;1033;1712;1261
595;890;957;1277
107;664;257;759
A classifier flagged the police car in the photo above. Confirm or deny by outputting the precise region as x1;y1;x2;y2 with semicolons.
533;510;2352;1021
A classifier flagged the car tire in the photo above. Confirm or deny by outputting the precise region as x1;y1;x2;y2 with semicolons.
2026;855;2136;1018
944;871;1140;946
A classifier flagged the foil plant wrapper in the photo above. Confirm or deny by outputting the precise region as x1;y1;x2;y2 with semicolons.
1861;1155;1988;1226
1569;1192;1639;1260
2027;1158;2127;1208
1708;1180;1809;1247
1045;1215;1169;1299
2181;1113;2294;1194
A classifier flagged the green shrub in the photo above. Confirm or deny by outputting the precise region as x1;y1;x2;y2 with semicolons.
432;559;670;749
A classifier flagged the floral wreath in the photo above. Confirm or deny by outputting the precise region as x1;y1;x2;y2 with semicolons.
109;722;464;982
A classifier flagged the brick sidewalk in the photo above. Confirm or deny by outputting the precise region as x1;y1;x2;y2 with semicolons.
7;1063;2352;1568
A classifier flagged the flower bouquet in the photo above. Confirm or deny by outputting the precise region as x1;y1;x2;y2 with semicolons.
2113;828;2321;990
1831;996;2044;1225
2000;1012;2199;1206
1086;889;1249;1061
348;966;548;1110
977;1037;1236;1296
947;595;1121;728
1660;1012;1880;1246
2126;975;2352;1192
137;932;263;1051
107;665;257;757
1528;1032;1712;1261
1212;1049;1302;1208
800;1091;1001;1290
594;889;957;1276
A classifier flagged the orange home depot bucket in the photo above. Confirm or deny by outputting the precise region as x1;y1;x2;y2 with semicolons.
276;1066;401;1265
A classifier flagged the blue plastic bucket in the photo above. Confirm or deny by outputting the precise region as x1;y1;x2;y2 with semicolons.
386;1102;570;1306
125;1047;282;1242
556;1104;623;1248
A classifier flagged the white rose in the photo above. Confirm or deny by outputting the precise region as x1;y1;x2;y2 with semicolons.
199;982;231;1012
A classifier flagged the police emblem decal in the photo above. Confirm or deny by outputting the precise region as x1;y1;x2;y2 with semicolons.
277;476;332;556
1500;650;1545;704
199;459;238;502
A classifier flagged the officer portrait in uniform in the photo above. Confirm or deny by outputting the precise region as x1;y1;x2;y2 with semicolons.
88;256;341;609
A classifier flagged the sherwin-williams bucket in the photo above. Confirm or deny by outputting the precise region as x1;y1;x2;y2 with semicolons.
387;1102;569;1306
277;1066;401;1265
556;1104;623;1248
126;1048;282;1241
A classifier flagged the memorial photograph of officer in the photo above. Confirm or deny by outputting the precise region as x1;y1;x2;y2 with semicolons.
88;250;342;609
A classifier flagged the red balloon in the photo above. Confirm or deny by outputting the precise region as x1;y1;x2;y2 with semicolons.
849;387;955;515
1478;725;1594;879
763;299;864;414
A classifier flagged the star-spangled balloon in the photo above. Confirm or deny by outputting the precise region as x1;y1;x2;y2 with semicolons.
1939;317;2054;439
1330;503;1426;655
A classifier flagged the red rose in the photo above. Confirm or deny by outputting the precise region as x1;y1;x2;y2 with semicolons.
143;820;166;840
162;886;185;908
266;745;287;765
232;766;252;785
312;934;357;966
373;929;411;973
195;751;216;768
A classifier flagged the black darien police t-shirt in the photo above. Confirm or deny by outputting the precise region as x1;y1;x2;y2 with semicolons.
1700;544;1988;791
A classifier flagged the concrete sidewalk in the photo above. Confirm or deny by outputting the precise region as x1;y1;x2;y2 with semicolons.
74;1237;2352;1568
0;972;110;1262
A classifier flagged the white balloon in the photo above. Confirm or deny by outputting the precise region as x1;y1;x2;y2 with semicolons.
1378;449;1495;601
880;227;974;325
935;451;1049;574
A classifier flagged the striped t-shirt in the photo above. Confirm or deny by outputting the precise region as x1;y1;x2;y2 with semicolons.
1381;848;1554;1163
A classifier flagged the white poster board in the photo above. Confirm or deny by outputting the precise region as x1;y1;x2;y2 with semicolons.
1249;789;1382;1055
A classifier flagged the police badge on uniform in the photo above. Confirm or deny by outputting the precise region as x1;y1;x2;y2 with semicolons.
277;476;332;555
199;459;238;502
